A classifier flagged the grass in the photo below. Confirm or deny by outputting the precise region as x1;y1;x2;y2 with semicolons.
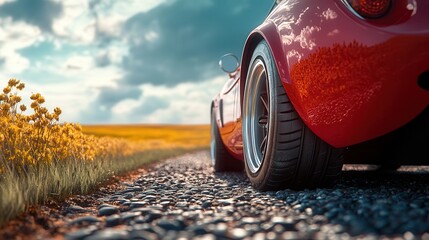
0;148;195;225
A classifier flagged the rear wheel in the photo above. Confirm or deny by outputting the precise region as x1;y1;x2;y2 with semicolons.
242;40;343;190
210;108;243;172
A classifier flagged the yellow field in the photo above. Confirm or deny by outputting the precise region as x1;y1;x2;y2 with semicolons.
82;124;210;150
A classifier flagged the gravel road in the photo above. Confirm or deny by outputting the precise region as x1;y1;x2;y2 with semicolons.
61;151;429;240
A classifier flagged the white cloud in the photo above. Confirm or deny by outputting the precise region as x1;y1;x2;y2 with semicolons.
93;0;168;40
14;52;125;123
52;0;95;44
95;15;122;37
64;55;94;71
144;31;159;42
2;52;29;74
100;0;168;17
18;65;124;123
0;0;14;6
111;99;139;116
0;76;90;124
96;43;128;65
0;18;42;49
108;75;225;124
34;51;122;85
18;81;92;123
52;0;168;44
0;18;41;74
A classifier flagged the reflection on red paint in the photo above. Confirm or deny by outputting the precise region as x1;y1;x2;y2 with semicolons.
288;36;429;146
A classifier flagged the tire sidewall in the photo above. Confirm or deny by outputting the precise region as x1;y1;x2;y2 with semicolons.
210;109;216;165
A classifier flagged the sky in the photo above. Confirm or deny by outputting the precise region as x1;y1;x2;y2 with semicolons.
0;0;272;124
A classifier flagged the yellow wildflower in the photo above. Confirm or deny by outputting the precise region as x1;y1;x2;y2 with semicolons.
37;96;45;104
20;105;27;112
16;83;25;90
8;79;18;87
3;86;11;94
1;103;11;112
30;93;41;100
10;95;22;103
54;107;61;116
30;102;38;109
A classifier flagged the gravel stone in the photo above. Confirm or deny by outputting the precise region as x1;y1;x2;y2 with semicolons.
229;228;248;239
159;201;170;207
69;216;101;226
104;214;121;227
129;230;158;240
157;219;184;231
201;201;212;209
98;206;118;217
187;224;207;235
67;205;87;213
85;229;129;240
97;204;115;210
123;193;133;199
143;195;157;201
175;202;188;208
142;212;163;223
120;211;141;222
218;198;234;206
129;202;146;209
61;151;429;239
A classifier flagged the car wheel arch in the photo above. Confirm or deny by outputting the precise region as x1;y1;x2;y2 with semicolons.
240;23;290;109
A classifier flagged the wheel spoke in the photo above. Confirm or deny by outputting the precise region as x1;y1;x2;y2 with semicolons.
258;116;267;125
260;94;268;112
260;135;267;156
255;154;261;166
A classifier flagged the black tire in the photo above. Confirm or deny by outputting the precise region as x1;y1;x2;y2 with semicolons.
242;40;343;190
210;108;243;172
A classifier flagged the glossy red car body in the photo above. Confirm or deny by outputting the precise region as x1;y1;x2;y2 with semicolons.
213;0;429;161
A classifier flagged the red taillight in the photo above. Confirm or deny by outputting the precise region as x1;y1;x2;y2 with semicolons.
346;0;391;18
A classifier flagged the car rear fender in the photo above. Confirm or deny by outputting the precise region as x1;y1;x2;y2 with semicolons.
240;21;290;108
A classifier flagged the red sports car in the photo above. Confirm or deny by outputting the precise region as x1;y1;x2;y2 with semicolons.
210;0;429;190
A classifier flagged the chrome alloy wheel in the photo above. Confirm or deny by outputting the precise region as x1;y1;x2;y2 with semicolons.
243;58;270;174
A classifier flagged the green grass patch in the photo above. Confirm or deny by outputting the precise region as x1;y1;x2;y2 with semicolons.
0;147;204;226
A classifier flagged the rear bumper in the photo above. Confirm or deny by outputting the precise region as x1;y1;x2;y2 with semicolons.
293;35;429;147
